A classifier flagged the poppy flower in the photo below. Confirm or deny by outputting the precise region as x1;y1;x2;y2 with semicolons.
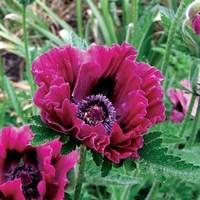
168;80;199;123
32;43;165;163
0;126;79;200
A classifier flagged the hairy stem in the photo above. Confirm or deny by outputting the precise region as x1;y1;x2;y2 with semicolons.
74;145;87;200
76;0;83;38
120;163;139;200
145;181;158;200
187;98;200;145
179;94;196;137
161;0;186;84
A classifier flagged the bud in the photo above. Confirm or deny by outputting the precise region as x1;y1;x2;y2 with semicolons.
186;0;200;35
193;12;200;35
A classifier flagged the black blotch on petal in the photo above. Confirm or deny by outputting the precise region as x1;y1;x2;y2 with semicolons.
92;77;115;100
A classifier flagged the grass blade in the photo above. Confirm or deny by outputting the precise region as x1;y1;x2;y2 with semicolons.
86;0;112;44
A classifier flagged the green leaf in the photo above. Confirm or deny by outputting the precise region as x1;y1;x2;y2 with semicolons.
31;115;44;125
132;8;155;55
61;137;77;154
140;131;200;183
91;150;103;166
35;0;73;32
100;0;118;43
175;146;200;167
86;0;113;45
3;76;21;117
101;157;112;177
30;115;60;146
69;32;88;49
30;125;60;146
123;158;137;171
159;6;175;31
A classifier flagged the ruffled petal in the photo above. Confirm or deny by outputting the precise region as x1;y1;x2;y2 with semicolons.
117;90;151;133
72;43;138;102
40;99;78;133
0;179;25;200
0;126;32;153
168;80;199;122
0;126;32;183
72;62;102;102
37;139;79;200
74;123;110;153
104;123;143;163
133;62;165;124
50;151;79;200
32;45;84;87
168;88;188;113
170;109;185;123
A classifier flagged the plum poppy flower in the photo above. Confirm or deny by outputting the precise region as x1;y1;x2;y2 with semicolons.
168;80;199;123
0;126;79;200
32;43;165;163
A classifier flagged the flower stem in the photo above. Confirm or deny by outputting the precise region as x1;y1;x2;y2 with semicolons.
120;162;140;200
76;0;84;38
178;94;196;137
161;0;186;84
145;181;158;200
187;98;200;146
74;145;87;200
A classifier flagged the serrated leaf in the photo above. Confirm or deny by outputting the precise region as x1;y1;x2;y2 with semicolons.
31;115;44;125
30;125;60;146
69;32;88;50
123;158;137;171
101;157;112;177
140;131;200;183
91;150;103;166
175;146;200;167
64;193;72;200
30;115;60;146
61;137;77;154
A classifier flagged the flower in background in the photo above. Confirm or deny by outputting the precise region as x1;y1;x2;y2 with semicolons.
192;12;200;35
32;43;165;164
186;0;200;35
168;80;199;123
0;126;79;200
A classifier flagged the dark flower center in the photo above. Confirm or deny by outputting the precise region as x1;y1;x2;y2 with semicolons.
77;94;116;132
175;102;183;112
0;192;6;200
5;162;42;200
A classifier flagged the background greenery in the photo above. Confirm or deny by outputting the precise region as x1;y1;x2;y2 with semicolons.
1;0;200;199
